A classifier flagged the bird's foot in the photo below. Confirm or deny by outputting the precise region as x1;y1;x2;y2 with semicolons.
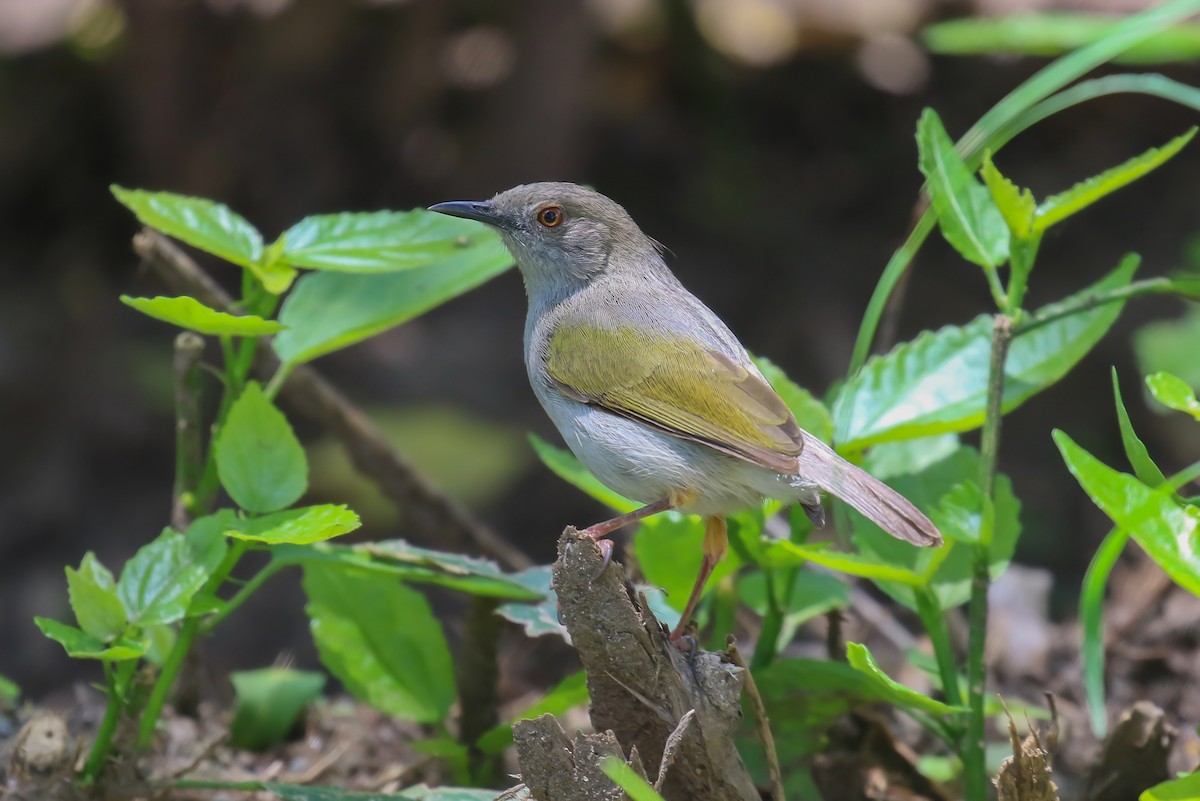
667;620;699;652
589;538;614;580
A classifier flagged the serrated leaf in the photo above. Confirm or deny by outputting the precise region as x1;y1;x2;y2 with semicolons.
215;382;308;513
476;670;589;755
1146;371;1200;419
120;295;283;336
980;152;1036;238
754;356;834;443
1056;430;1200;595
528;434;637;512
847;642;967;715
66;553;126;642
1112;368;1167;486
224;504;360;545
303;564;455;723
35;617;144;661
916;108;1009;268
116;530;212;626
833;255;1139;449
272;244;512;365
230;667;326;751
279;210;501;273
1034;128;1196;232
111;186;263;268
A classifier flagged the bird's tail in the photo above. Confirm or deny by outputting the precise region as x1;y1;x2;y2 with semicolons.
797;432;942;547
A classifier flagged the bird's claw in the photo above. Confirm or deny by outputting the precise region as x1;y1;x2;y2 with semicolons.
590;538;614;580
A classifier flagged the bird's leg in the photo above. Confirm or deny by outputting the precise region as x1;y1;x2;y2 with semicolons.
578;497;672;579
668;515;728;645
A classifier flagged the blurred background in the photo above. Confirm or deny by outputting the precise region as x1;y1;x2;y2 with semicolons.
1;0;1198;697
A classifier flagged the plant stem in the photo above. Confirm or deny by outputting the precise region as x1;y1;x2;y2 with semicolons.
753;568;785;670
264;362;294;401
172;333;206;530
138;540;248;748
199;556;283;634
80;660;136;785
1014;274;1175;336
983;264;1009;313
915;588;963;709
964;314;1014;801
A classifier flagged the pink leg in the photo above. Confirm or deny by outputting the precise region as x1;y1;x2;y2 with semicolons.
579;498;673;579
668;516;728;644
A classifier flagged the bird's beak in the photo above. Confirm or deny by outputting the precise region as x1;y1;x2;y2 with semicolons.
427;200;508;229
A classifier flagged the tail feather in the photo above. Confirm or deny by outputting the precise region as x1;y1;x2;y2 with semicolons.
797;432;942;547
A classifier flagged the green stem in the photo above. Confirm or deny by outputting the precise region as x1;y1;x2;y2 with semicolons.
964;314;1014;801
1014;275;1176;336
753;568;786;670
172;779;266;792
80;660;136;785
138;541;248;748
199;556;283;634
983;264;1009;313
915;588;963;709
263;361;294;401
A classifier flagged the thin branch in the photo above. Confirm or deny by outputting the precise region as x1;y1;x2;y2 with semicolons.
171;332;205;531
132;229;531;571
728;638;785;801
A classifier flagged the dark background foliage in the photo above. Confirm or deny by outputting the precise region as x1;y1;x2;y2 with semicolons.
1;0;1197;696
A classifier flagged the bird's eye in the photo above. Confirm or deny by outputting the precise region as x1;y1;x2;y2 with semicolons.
536;205;564;228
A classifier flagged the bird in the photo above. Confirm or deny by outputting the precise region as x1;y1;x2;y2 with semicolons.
429;182;941;644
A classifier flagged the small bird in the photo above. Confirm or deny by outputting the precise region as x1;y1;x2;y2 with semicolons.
430;183;941;644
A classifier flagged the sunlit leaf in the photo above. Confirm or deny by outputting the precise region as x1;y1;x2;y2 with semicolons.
224;505;360;545
272;245;512;365
303;564;455;723
1112;368;1167;486
280;210;502;273
112;186;264;268
601;757;665;801
120;295;283;336
833;255;1139;449
1034;128;1196;232
1055;430;1200;595
215;382;308;513
1140;771;1200;801
1146;371;1200;419
764;541;925;585
116;530;212;626
916;108;1009;268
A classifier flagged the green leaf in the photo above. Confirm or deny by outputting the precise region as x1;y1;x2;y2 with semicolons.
635;513;743;614
1056;430;1200;595
183;510;235;577
66;553;127;642
738;569;850;623
111;186;263;268
1134;304;1200;388
34;617;144;661
224;505;360;545
847;642;967;715
1080;527;1128;739
528;434;636;512
120;295;283;337
1112;369;1167;487
851;445;1021;611
303;564;455;723
834;255;1139;449
1034;128;1196;232
0;674;18;707
979;152;1036;238
116;530;212;626
272;246;513;366
753;356;834;443
230;667;326;751
494;565;566;639
916;108;1009;269
1141;771;1200;801
601;757;665;801
922;14;1200;65
279;210;502;273
764;541;925;585
215;382;308;513
275;542;539;600
1146;371;1200;419
476;670;589;755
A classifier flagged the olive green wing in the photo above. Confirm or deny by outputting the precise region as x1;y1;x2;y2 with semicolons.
545;322;802;472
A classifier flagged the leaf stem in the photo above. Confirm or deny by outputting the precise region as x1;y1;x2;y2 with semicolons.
964;314;1014;801
199;556;284;634
753;568;786;670
137;540;248;748
983;264;1009;312
915;588;963;709
263;362;294;401
1013;274;1173;336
